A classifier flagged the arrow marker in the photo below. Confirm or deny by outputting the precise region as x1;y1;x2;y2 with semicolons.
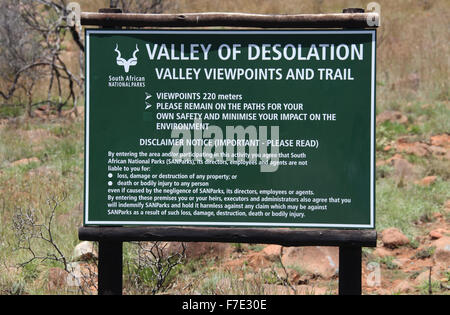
145;92;152;100
145;101;152;110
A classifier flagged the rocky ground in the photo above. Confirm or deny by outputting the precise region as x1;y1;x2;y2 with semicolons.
58;207;448;295
48;109;448;295
1;108;449;295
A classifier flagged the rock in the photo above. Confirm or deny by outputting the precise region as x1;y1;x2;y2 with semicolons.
430;134;450;148
429;229;446;240
73;241;97;261
246;252;273;269
284;268;300;284
47;267;68;292
376;111;408;125
414;269;438;285
429;231;443;240
273;267;308;285
222;258;246;271
415;176;437;186
10;157;40;167
395;138;430;157
287;269;309;285
281;246;338;279
428;145;447;158
393;280;413;293
432;236;450;266
381;228;410;248
385;153;404;164
373;247;392;258
66;262;98;294
392;258;409;269
166;242;233;260
261;245;282;261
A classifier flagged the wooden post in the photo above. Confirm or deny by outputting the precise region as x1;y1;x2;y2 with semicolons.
79;227;377;247
98;240;123;295
80;227;376;295
80;11;379;28
339;246;362;295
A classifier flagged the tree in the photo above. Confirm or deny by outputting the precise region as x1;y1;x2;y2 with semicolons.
119;0;166;13
0;0;83;117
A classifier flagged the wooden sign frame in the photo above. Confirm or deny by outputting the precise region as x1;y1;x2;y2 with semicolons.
79;6;379;296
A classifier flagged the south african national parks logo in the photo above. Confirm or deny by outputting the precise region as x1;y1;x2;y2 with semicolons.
108;43;146;88
114;44;139;73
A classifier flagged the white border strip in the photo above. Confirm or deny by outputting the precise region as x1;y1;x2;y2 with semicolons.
85;29;376;228
370;30;376;229
85;30;375;35
84;220;373;228
84;31;90;227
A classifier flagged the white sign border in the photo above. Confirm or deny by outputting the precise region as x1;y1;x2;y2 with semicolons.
84;29;376;229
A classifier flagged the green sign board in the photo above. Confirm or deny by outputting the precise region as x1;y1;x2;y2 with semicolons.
84;29;375;228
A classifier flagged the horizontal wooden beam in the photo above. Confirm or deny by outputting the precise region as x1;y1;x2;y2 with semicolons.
79;226;377;247
80;12;379;28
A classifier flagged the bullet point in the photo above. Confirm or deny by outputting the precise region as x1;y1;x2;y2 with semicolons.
108;181;113;186
108;173;113;178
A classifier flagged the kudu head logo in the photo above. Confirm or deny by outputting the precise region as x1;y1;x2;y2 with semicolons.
114;44;139;73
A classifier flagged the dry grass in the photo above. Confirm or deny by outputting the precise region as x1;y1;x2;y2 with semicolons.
2;1;448;113
43;0;450;112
